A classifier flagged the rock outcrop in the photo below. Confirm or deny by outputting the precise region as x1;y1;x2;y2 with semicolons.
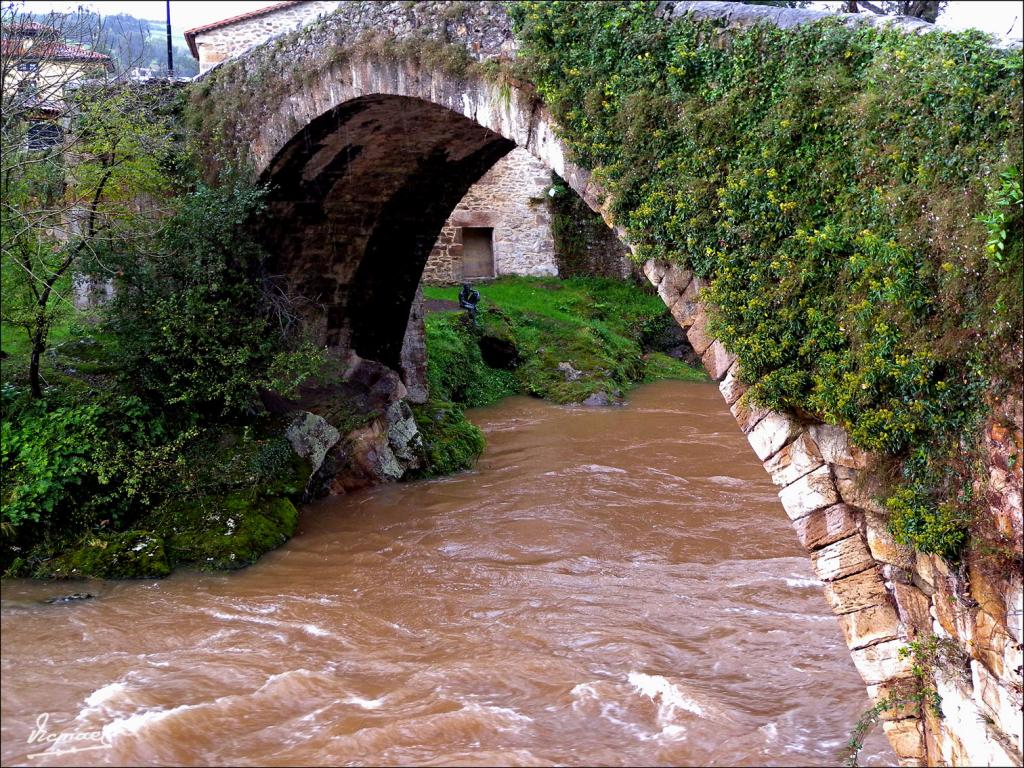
297;353;425;495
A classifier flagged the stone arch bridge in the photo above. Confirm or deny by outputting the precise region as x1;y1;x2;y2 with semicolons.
191;3;1022;766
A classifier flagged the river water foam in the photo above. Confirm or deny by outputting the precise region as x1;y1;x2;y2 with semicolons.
1;380;894;766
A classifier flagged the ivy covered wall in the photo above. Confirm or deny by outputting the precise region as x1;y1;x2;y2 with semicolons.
510;1;1023;558
548;172;633;279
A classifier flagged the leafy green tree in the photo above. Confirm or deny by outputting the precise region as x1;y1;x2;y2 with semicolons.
1;5;175;397
107;182;324;417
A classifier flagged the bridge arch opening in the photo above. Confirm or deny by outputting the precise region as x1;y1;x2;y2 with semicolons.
258;93;516;370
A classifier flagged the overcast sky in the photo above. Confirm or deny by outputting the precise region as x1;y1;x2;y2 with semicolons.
10;1;1024;47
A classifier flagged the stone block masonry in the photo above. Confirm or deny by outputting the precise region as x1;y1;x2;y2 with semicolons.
422;147;558;284
548;171;634;280
643;258;1024;768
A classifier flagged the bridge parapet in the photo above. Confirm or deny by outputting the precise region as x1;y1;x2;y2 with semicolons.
190;1;515;79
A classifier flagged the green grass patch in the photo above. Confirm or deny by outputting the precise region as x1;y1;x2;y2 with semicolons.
423;275;705;407
0;322;34;361
642;351;707;384
413;276;704;479
1;317;118;389
421;311;519;407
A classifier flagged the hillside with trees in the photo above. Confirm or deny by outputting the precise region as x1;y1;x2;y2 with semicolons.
29;9;198;76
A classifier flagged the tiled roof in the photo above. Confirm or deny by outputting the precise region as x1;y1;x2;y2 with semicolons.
1;39;114;68
8;21;50;33
183;1;302;59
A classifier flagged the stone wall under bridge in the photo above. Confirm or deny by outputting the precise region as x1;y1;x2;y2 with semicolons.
423;147;558;285
642;259;1023;767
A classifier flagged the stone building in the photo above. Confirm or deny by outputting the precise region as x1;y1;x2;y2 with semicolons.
184;1;339;74
422;147;558;284
1;20;113;135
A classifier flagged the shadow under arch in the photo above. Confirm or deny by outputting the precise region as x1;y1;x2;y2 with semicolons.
257;93;515;369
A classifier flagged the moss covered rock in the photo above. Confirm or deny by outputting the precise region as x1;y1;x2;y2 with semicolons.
477;308;521;369
261;447;314;501
424;312;518;408
143;492;298;570
284;411;340;478
410;400;486;478
44;530;171;580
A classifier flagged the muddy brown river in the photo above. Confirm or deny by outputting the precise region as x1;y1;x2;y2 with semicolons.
1;381;894;766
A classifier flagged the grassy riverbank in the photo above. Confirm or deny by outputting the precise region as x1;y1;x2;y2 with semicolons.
411;276;705;478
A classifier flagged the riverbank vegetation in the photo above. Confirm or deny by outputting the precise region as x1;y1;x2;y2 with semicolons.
2;271;699;576
5;0;1020;580
510;1;1023;559
0;22;326;578
412;276;705;477
0;179;321;579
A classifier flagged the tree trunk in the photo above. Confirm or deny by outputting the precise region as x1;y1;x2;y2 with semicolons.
23;168;112;399
29;323;45;398
903;1;942;23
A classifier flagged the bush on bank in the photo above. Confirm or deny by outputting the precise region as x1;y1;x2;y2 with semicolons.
0;182;320;577
509;1;1023;558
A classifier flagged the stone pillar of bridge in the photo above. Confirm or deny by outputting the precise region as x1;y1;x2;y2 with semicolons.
399;286;428;404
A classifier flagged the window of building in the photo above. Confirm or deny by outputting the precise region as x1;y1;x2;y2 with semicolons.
26;122;62;150
461;227;494;279
17;61;39;72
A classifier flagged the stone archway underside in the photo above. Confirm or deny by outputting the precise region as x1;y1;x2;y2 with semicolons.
259;95;513;369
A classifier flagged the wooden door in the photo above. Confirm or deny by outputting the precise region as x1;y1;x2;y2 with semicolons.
461;227;494;279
